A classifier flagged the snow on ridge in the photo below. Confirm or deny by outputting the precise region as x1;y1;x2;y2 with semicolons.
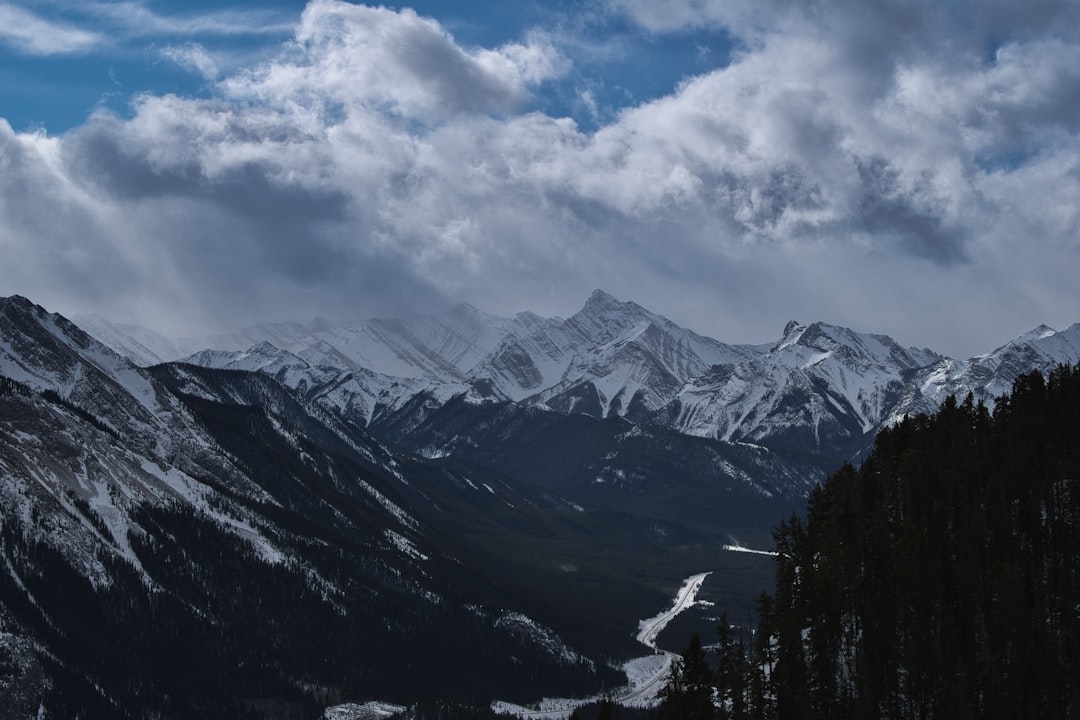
323;702;405;720
355;478;417;530
495;611;593;669
35;294;1080;471
384;529;428;562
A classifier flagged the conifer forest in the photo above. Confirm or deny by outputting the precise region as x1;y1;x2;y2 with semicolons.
657;366;1080;720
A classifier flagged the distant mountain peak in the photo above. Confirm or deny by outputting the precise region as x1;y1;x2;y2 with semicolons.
574;290;655;331
3;294;36;309
248;340;285;354
448;301;486;319
1017;324;1057;343
49;292;1080;467
796;322;842;350
774;319;808;351
586;288;618;303
1;294;50;323
583;289;626;310
580;289;635;315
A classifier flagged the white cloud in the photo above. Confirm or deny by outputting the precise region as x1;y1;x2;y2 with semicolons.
86;1;295;37
1;0;1080;356
0;1;295;58
214;1;567;122
0;3;101;55
160;43;220;80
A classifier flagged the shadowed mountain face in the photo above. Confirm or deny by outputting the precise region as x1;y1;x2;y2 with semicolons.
0;295;804;717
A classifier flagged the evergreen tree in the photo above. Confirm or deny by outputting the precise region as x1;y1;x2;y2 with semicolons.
596;697;619;720
657;633;716;720
715;614;748;719
717;365;1080;719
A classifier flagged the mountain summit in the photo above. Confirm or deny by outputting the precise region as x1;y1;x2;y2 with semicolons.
74;291;1080;464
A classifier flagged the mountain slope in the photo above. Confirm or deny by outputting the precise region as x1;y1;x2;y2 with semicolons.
661;320;945;459
183;340;480;428
77;292;1080;472
899;322;1080;424
0;296;633;717
525;290;764;418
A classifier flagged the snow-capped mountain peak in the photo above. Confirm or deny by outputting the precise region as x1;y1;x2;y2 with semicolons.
568;289;664;344
69;292;1080;465
665;318;949;457
184;341;309;376
898;322;1080;424
1018;324;1058;343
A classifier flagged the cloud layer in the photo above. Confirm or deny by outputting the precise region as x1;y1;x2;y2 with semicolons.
1;0;1079;356
0;2;101;55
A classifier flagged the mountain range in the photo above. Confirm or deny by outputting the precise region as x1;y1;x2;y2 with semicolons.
80;288;1080;467
3;291;1078;717
0;294;810;717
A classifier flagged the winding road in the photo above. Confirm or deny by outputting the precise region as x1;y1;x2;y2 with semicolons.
494;541;778;718
492;571;712;718
635;572;710;649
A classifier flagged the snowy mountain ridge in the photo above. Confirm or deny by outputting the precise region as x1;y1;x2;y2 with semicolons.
77;290;1080;463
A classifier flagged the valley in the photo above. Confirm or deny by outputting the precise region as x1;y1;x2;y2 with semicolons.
491;570;715;718
2;291;1078;717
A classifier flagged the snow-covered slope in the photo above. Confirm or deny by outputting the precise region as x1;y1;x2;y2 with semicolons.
1;294;624;715
893;322;1080;425
314;303;512;381
130;290;767;426
663;320;944;456
75;292;1080;463
70;313;197;367
523;290;763;417
186;290;764;421
3;296;224;460
182;340;480;428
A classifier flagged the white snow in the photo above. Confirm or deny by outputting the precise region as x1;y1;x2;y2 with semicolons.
493;571;712;719
722;543;779;557
355;479;417;530
636;572;711;648
384;529;428;562
322;701;405;719
495;612;593;668
66;297;1080;471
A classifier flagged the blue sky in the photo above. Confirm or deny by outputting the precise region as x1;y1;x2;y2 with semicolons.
1;0;1079;357
1;1;734;133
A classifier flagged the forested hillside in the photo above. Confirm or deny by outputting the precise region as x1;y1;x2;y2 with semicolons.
659;364;1080;719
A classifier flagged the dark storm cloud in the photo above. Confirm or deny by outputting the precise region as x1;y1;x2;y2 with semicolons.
0;121;136;303
63;115;354;286
852;157;967;266
63;119;204;199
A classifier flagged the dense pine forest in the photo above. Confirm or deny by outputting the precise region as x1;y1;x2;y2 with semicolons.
659;365;1080;719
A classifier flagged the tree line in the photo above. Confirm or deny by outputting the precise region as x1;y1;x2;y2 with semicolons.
657;364;1080;719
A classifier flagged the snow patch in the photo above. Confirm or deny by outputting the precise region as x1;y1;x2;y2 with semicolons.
384;529;428;562
323;701;405;720
722;543;779;557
